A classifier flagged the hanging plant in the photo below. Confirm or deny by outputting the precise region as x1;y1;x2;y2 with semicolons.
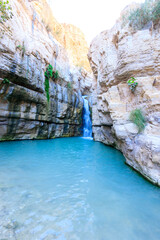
52;70;59;81
127;77;138;93
44;64;53;102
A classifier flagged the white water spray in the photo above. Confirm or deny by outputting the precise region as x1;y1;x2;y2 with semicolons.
82;96;92;138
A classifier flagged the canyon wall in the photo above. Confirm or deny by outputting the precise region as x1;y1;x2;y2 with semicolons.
88;20;160;185
0;0;92;141
62;23;91;72
31;0;91;72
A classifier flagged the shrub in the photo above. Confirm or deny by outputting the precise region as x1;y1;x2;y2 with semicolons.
128;1;151;30
127;77;138;93
16;44;26;57
67;82;73;90
122;0;160;30
130;109;146;133
152;0;160;24
2;78;10;84
0;0;13;23
52;70;59;80
44;64;53;102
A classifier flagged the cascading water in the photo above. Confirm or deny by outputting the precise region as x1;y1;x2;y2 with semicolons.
82;96;92;137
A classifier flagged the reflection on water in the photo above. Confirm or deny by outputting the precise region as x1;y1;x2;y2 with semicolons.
0;137;160;240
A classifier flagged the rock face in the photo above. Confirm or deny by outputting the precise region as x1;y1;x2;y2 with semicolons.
31;0;91;72
0;0;92;141
62;23;91;72
88;21;160;185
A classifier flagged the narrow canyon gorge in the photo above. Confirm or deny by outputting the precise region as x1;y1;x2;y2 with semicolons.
0;0;160;188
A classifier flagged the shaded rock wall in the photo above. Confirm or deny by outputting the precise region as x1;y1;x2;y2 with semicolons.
0;0;92;141
88;21;160;185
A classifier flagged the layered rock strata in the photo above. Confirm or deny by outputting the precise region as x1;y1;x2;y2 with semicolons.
88;21;160;185
0;0;92;141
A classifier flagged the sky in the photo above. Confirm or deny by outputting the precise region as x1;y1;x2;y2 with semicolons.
47;0;144;44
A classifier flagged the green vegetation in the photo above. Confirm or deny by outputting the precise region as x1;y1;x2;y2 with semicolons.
53;70;59;80
0;136;14;141
16;44;26;57
2;78;10;84
44;65;59;102
122;0;160;30
67;82;73;90
152;0;160;24
130;109;146;133
0;0;13;38
127;77;138;93
44;64;53;102
0;0;13;23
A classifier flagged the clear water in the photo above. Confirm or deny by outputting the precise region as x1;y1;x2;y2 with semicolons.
82;96;92;137
0;137;160;240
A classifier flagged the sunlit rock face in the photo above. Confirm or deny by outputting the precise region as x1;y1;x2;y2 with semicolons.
0;0;92;141
62;23;91;72
88;19;160;185
31;0;91;72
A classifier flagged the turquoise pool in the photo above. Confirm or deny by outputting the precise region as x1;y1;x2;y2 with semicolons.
0;137;160;239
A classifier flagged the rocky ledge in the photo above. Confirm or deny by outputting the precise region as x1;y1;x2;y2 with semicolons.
88;17;160;185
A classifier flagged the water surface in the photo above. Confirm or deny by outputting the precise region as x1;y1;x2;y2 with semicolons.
0;137;160;240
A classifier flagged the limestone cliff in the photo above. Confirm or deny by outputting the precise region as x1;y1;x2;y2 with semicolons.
62;23;91;72
31;0;91;72
0;0;92;141
88;17;160;185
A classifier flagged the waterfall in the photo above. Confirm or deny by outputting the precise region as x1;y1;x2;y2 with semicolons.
82;96;92;138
